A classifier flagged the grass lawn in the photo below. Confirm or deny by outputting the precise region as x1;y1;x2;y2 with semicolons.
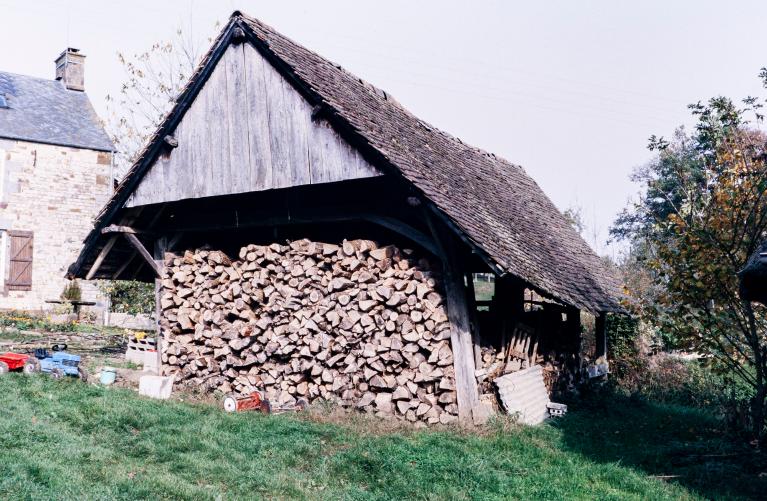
2;376;762;500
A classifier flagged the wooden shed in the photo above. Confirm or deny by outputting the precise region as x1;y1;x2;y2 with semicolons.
68;12;621;423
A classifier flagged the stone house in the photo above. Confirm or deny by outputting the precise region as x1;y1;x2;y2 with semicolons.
0;48;113;311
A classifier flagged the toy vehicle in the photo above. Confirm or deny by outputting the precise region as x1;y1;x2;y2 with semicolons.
222;392;308;414
0;352;39;375
25;348;88;382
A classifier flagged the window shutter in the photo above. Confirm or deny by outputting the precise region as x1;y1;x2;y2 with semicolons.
7;231;33;291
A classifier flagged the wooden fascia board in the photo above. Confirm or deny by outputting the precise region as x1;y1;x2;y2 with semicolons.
68;18;241;278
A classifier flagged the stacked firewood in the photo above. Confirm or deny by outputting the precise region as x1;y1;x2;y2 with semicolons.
159;239;459;424
474;323;574;397
542;354;579;396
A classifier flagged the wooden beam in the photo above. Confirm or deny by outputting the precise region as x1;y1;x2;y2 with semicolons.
361;215;440;258
595;312;608;360
108;206;169;280
424;211;479;423
102;225;149;235
153;237;168;373
464;271;482;368
85;235;118;280
86;209;146;280
122;233;161;278
164;209;439;257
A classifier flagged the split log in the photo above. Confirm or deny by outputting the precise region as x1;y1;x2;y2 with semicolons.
159;239;458;424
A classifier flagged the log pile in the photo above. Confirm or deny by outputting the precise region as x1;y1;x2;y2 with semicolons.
475;323;575;397
159;239;459;424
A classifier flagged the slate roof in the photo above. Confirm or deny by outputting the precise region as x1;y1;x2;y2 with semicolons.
70;12;622;313
0;71;113;151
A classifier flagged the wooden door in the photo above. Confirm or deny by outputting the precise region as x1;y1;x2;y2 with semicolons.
7;231;33;291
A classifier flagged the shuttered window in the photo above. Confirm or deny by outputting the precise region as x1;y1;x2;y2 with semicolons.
7;231;33;291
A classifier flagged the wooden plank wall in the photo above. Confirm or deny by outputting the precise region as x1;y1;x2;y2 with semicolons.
127;43;381;207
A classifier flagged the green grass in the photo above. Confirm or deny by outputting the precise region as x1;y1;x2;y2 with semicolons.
1;377;752;500
555;394;767;500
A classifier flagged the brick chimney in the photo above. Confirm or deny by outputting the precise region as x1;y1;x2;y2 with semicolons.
55;48;85;91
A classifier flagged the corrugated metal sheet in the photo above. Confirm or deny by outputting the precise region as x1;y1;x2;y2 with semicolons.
494;365;550;425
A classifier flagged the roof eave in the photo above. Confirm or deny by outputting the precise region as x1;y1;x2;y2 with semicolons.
0;133;114;153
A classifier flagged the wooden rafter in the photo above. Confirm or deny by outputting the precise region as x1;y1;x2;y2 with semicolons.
123;232;162;278
85;236;118;280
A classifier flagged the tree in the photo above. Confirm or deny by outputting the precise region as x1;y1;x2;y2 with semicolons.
104;26;210;178
612;73;767;441
563;205;586;236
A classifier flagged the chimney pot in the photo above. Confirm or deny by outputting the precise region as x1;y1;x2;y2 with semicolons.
55;48;85;91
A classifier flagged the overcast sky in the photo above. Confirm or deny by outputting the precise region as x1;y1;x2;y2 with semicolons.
2;0;767;257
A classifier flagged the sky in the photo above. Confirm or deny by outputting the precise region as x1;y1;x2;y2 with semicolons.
2;0;767;258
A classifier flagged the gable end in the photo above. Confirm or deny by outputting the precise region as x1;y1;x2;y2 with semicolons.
127;42;380;207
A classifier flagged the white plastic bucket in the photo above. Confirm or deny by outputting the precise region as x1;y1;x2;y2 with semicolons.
100;367;117;385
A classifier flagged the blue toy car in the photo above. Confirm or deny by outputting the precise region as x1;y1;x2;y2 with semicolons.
25;347;88;382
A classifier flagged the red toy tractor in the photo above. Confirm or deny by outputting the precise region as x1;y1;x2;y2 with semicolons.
0;352;38;375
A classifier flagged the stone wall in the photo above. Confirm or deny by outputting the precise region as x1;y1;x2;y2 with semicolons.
0;138;111;311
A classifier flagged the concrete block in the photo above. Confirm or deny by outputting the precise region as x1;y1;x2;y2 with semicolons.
142;353;159;374
139;375;174;400
126;349;157;368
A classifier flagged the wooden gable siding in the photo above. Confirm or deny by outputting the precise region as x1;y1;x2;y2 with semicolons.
126;43;380;208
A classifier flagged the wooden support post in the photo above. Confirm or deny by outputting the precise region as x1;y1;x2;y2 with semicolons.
123;233;162;278
424;212;479;423
443;264;480;422
153;237;168;373
495;277;525;365
464;272;482;368
85;235;118;280
595;312;607;361
565;306;582;368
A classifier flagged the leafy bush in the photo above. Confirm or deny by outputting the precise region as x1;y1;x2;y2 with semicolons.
99;280;155;315
60;280;82;302
604;313;654;384
609;353;754;433
604;313;755;433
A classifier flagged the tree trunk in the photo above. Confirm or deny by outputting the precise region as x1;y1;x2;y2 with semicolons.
744;300;766;443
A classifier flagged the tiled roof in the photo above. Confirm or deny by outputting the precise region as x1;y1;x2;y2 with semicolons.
0;71;113;151
239;14;621;312
71;12;622;313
